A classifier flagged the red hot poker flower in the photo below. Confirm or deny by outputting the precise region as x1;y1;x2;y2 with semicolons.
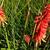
24;35;31;45
0;7;7;26
33;4;50;46
33;18;48;46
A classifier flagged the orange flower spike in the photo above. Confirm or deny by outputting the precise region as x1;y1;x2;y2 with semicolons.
24;35;31;45
0;7;7;26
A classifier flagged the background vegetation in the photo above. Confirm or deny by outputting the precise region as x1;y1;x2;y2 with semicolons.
0;0;50;50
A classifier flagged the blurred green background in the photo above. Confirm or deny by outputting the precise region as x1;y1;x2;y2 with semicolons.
0;0;50;50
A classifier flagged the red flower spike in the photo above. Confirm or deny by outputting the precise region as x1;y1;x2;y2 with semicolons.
33;19;48;46
33;4;50;46
0;7;7;26
24;35;31;45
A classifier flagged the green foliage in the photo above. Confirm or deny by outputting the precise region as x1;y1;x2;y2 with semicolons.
0;0;50;50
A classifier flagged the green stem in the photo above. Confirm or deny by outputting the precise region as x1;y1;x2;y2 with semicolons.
5;32;10;50
12;28;15;49
4;27;10;50
11;1;15;49
32;24;37;38
24;1;31;30
1;0;4;7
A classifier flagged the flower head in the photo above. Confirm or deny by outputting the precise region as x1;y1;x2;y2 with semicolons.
24;35;31;45
0;7;7;26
